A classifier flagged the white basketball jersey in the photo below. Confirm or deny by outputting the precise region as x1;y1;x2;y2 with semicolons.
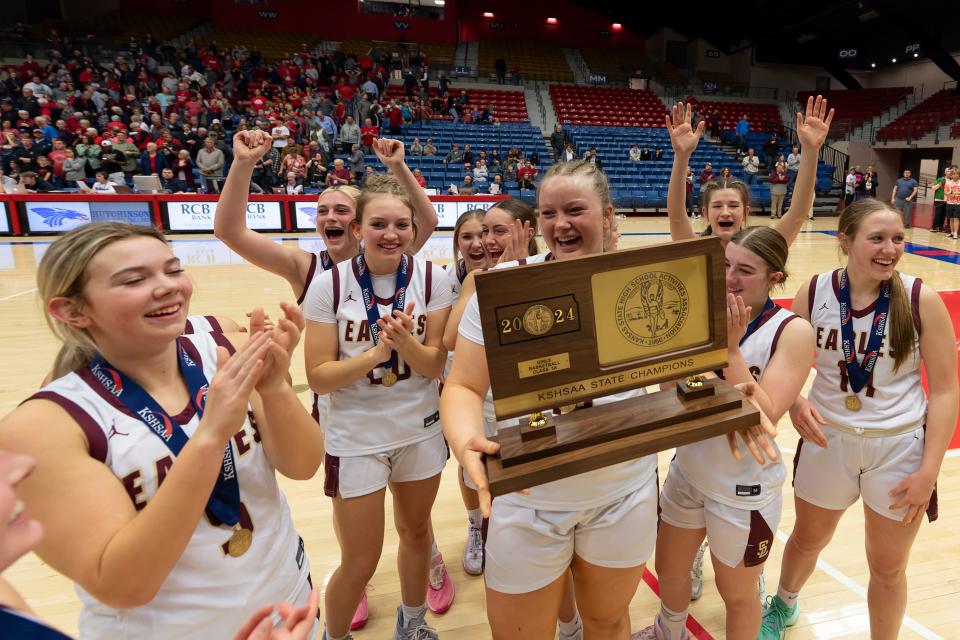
298;250;334;428
303;255;452;456
446;259;467;303
442;260;497;433
807;270;926;431
442;260;467;379
676;304;796;508
182;315;225;334
458;253;657;511
32;333;309;640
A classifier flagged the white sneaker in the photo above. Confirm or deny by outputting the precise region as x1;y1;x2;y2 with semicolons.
558;616;584;640
632;621;688;640
690;541;706;601
462;524;484;576
631;625;660;640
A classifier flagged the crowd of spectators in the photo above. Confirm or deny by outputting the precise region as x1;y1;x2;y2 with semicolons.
421;139;540;194
0;30;492;194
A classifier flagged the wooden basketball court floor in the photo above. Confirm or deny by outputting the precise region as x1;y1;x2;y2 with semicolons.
1;215;958;639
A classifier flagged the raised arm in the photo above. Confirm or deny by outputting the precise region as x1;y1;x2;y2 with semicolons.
213;131;312;293
664;103;703;241
775;95;834;246
373;138;439;252
0;334;272;609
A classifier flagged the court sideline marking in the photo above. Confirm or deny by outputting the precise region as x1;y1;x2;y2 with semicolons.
0;288;36;302
772;531;943;640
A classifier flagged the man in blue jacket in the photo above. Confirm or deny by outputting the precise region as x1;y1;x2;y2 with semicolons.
736;114;750;155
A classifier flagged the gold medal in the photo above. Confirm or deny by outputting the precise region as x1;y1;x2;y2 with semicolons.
381;371;398;387
845;395;862;412
227;526;253;557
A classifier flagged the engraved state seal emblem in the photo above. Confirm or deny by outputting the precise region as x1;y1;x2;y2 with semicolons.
522;304;555;336
615;271;688;346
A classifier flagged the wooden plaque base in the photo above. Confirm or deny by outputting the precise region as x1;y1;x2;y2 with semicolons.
485;379;759;497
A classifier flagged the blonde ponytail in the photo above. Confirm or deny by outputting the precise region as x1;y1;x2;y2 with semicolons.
886;269;916;371
837;199;916;371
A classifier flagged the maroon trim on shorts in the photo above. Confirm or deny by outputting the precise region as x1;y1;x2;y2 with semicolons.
297;252;318;306
791;438;804;486
910;277;923;335
310;393;320;424
323;453;340;498
27;391;108;463
807;274;818;318
769;315;798;361
743;509;774;567
923;423;939;522
655;467;662;532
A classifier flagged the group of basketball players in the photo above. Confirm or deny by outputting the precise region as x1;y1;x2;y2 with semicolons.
0;94;956;640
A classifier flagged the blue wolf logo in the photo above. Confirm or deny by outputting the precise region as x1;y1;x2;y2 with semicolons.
33;207;89;227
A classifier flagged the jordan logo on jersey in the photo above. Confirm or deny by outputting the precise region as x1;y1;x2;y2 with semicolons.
818;302;829;311
345;291;357;302
108;421;129;439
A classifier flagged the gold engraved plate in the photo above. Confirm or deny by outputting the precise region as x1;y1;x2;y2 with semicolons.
494;348;726;416
228;527;253;557
517;353;571;379
592;256;710;367
381;371;398;387
522;304;555;336
845;395;861;411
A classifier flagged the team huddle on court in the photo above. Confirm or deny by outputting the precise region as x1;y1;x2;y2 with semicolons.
0;96;956;640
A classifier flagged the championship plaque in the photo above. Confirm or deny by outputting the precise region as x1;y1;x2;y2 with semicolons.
474;237;760;496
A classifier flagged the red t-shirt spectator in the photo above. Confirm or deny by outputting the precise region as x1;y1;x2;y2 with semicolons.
388;107;403;129
251;95;267;112
415;174;427;188
360;124;379;147
48;149;67;177
337;83;356;103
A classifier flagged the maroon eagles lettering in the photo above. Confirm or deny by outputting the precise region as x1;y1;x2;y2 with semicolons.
815;326;897;358
120;421;261;508
343;314;428;342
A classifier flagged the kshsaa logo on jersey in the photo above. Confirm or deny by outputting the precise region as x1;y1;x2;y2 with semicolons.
91;362;124;396
136;407;174;440
32;207;89;227
195;384;208;411
615;271;689;347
